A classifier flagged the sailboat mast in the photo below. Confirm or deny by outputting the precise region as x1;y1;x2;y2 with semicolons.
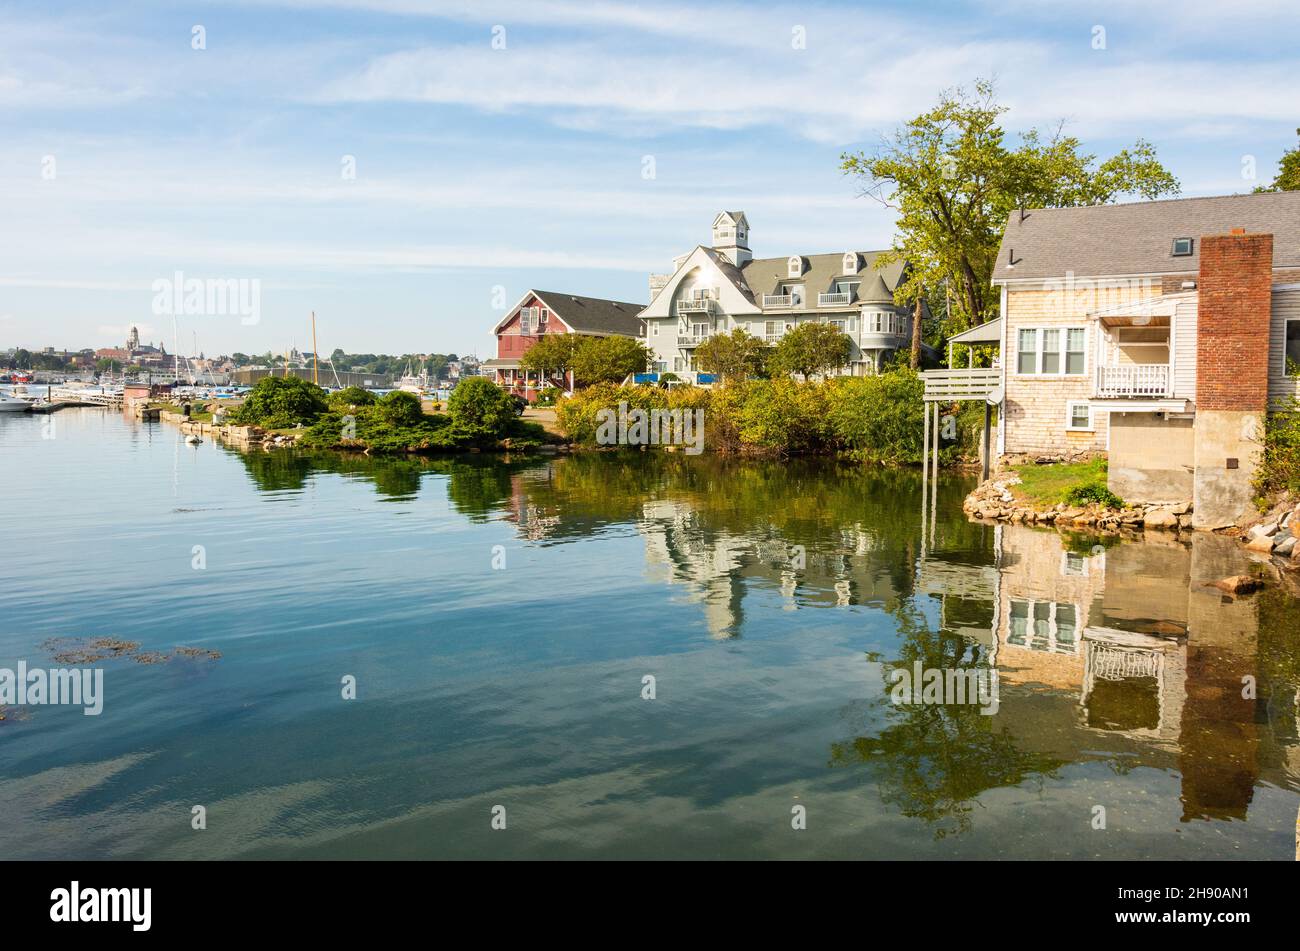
311;311;319;386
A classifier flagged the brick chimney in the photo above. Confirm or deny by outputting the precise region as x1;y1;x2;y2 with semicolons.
1196;230;1274;412
1192;229;1274;529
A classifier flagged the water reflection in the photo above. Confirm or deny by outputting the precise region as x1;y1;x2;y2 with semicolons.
221;447;1300;850
433;452;1299;836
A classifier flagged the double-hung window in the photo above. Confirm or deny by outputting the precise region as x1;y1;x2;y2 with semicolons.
1017;326;1086;376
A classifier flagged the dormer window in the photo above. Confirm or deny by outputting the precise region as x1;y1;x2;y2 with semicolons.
1172;237;1194;256
842;252;858;275
787;256;803;278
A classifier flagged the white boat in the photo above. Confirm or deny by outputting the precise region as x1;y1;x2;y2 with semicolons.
0;394;32;413
398;364;432;395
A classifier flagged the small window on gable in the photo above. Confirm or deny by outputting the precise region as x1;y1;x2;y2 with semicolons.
842;252;858;275
787;256;802;278
1172;237;1193;256
538;308;549;325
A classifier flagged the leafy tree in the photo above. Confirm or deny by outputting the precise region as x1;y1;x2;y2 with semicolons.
841;79;1179;332
327;386;377;409
447;377;517;440
229;375;329;428
13;348;32;369
693;328;767;382
1256;128;1300;193
520;333;586;388
571;335;650;385
768;322;851;379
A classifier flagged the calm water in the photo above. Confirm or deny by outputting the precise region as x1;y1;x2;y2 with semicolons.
2;407;1299;860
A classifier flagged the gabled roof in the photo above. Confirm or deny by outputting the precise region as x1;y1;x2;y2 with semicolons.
494;290;645;336
532;291;645;336
993;191;1300;282
713;210;748;228
740;250;904;299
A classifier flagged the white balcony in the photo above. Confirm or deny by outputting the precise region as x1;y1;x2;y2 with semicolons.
818;292;851;307
1094;364;1171;398
677;299;713;315
763;294;794;307
677;334;710;347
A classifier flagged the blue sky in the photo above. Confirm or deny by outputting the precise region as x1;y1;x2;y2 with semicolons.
1;0;1297;359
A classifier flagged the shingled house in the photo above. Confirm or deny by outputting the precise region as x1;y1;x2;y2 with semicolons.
483;290;644;400
639;212;930;382
991;191;1300;527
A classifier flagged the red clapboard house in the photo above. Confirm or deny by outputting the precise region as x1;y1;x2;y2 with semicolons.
483;290;645;400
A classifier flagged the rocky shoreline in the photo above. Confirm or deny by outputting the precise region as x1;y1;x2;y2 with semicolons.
1241;498;1300;564
965;476;1300;577
156;409;303;450
963;475;1193;532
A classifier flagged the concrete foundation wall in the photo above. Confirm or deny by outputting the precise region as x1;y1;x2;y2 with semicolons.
1192;409;1264;529
1109;412;1195;502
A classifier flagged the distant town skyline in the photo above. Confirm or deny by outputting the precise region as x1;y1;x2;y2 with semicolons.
2;0;1298;357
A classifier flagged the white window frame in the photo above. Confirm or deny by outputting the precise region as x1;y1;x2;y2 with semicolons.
652;321;659;337
1285;317;1300;378
787;256;802;278
842;252;858;275
1065;400;1094;432
1014;325;1088;377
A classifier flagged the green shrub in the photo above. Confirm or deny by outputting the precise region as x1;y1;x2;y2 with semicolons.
377;390;425;427
1064;481;1125;509
824;369;926;464
1255;399;1300;499
230;376;329;429
327;386;377;410
447;377;518;441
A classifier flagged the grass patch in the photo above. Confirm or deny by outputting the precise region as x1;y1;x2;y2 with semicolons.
1012;457;1124;509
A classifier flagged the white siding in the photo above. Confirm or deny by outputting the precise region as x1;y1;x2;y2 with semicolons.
1270;288;1300;404
1172;300;1198;401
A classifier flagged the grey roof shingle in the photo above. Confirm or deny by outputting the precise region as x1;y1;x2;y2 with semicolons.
532;291;645;336
993;191;1300;281
740;250;905;302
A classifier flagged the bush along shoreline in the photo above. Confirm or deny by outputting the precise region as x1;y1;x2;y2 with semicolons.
221;376;557;455
555;369;991;465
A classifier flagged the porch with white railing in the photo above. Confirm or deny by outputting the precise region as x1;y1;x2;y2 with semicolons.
677;298;713;315
817;291;851;307
762;294;793;307
677;334;710;347
1093;364;1171;398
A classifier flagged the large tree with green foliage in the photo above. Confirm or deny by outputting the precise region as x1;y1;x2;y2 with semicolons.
768;322;852;379
840;79;1180;335
570;335;650;385
1256;128;1300;193
693;328;768;382
519;333;586;389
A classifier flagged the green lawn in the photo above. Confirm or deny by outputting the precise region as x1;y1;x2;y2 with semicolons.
1011;457;1119;508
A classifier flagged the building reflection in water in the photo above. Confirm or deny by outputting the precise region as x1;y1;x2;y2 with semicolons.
492;456;1300;840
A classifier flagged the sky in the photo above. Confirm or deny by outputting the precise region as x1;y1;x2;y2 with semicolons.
1;0;1297;360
